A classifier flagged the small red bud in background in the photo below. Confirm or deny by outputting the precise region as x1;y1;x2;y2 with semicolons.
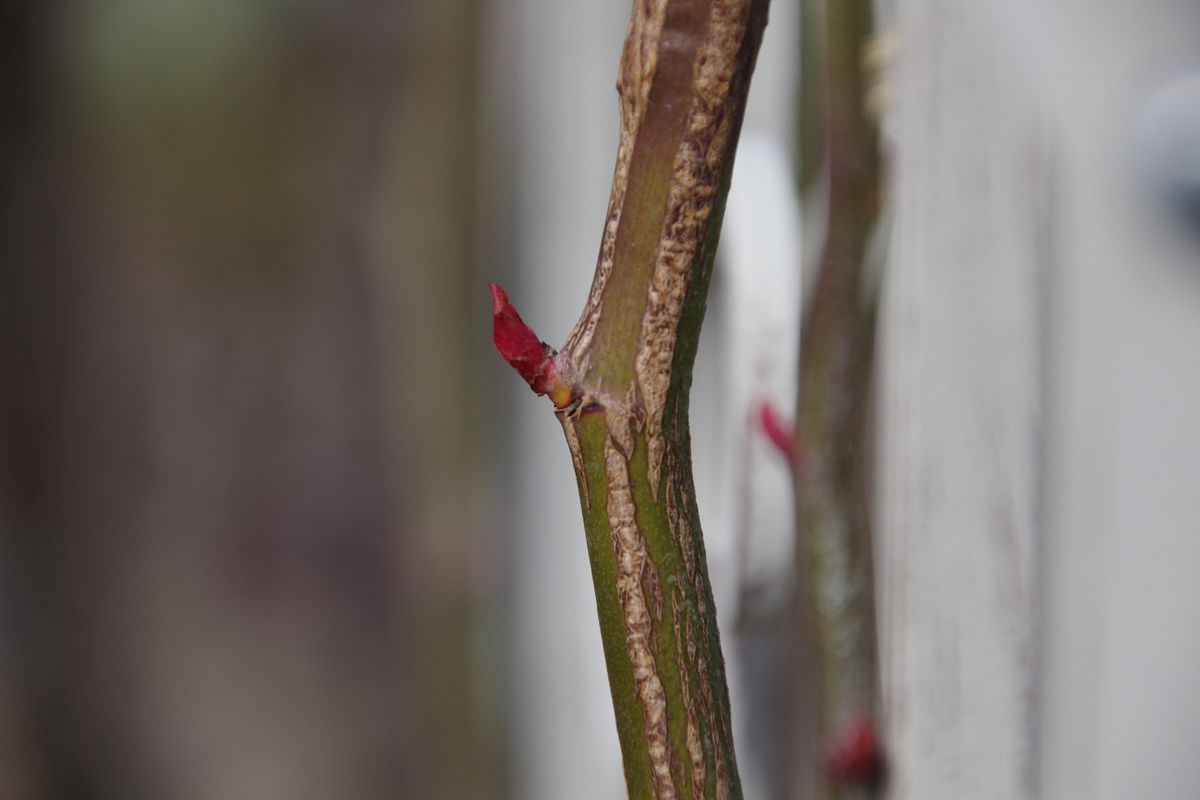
489;282;573;409
823;717;884;786
757;400;801;469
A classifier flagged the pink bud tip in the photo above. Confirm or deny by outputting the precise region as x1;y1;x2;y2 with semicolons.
490;281;509;315
823;717;884;785
758;400;800;467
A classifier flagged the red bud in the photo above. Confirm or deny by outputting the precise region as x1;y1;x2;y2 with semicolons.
758;400;800;468
489;282;573;408
823;717;884;785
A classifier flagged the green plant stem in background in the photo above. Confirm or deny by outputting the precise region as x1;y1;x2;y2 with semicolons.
499;1;769;797
793;0;884;796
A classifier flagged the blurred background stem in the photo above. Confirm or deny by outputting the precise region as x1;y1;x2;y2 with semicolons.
789;0;883;796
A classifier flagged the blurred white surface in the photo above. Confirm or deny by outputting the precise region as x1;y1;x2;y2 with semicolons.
487;1;627;797
882;2;1200;799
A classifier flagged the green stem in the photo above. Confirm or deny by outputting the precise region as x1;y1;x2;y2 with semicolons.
793;0;883;796
551;1;769;797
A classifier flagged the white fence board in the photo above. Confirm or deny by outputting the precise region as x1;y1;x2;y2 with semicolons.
877;5;1047;797
880;2;1200;798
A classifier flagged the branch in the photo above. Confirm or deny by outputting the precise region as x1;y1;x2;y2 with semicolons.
492;1;770;796
792;0;885;796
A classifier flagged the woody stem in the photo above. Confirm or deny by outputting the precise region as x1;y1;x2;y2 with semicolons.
552;1;770;798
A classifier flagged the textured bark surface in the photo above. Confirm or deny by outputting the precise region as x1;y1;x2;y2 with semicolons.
544;1;769;797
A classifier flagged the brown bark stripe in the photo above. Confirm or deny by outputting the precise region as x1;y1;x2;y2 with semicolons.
636;0;755;497
604;433;677;798
673;589;707;797
562;418;590;510
564;0;670;366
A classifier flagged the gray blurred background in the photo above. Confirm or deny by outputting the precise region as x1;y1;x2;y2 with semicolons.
1;1;502;797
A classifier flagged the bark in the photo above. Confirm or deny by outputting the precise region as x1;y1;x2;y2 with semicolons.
495;1;770;797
